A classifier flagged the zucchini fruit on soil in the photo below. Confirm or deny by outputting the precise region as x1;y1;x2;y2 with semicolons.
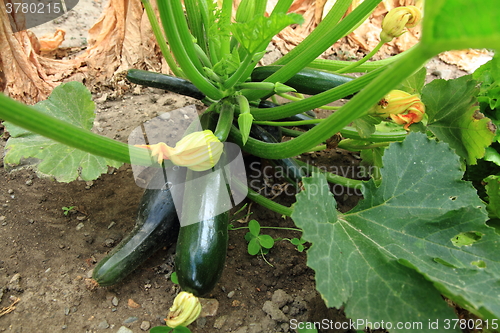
175;166;230;297
126;69;206;100
92;168;184;286
251;65;354;96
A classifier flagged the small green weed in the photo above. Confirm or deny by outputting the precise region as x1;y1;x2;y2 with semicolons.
61;206;76;216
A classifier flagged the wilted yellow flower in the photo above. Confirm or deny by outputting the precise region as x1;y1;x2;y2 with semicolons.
136;130;223;171
165;292;202;328
380;6;421;43
370;90;425;130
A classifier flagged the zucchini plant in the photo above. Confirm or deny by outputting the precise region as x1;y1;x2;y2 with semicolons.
0;0;499;331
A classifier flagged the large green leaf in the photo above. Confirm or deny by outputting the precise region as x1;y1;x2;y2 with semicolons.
4;82;122;182
422;75;495;165
292;133;500;331
421;0;500;54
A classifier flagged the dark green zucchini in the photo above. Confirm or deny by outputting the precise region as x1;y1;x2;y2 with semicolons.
175;166;230;297
126;69;206;100
251;65;354;96
92;168;184;286
250;124;307;187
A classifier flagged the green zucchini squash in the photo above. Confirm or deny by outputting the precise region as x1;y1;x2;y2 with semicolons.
126;69;206;100
251;65;354;96
92;168;184;286
250;124;307;187
175;166;230;297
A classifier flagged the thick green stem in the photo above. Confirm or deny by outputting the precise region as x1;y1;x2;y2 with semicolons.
250;67;384;120
253;119;322;127
223;53;255;89
157;0;223;100
293;159;365;189
232;178;293;216
340;127;407;142
280;126;408;143
337;140;391;150
170;0;205;72
185;0;207;54
270;0;294;16
308;49;409;72
246;187;294;216
244;0;380;101
214;101;234;142
274;0;355;66
231;44;432;159
220;0;233;57
0;95;151;165
141;0;184;78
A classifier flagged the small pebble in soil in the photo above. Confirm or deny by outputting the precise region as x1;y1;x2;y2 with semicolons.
76;223;84;231
196;316;207;328
140;321;151;331
227;290;235;298
7;273;22;292
111;296;119;306
116;327;133;333
123;316;138;324
97;320;110;329
234;327;249;333
127;298;141;309
213;315;227;329
25;179;33;186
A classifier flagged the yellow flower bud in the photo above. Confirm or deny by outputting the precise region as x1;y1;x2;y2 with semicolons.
370;90;425;130
390;101;425;130
136;130;224;171
165;292;201;328
380;6;421;43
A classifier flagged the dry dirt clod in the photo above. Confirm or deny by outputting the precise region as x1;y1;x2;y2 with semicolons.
127;298;141;309
7;273;22;292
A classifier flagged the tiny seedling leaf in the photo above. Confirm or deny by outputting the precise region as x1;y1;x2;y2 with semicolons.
4;82;123;182
259;234;275;249
170;272;179;284
248;219;261;236
248;238;261;256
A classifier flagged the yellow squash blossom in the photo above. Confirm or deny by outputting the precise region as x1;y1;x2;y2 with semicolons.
380;6;421;43
136;130;223;171
370;90;425;130
165;292;202;328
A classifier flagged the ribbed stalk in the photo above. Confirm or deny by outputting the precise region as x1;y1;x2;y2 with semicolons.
0;95;151;165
